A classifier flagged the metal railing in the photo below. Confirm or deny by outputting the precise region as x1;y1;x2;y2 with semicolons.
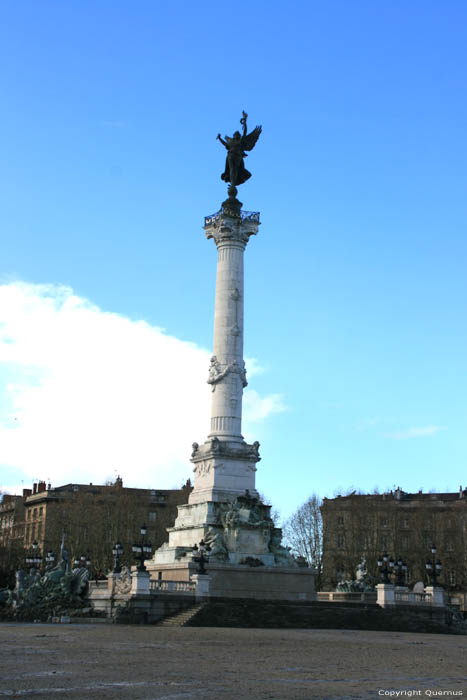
204;210;260;226
150;580;196;593
394;590;431;604
317;592;377;603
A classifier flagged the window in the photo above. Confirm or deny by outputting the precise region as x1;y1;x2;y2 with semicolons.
39;507;43;517
448;571;456;586
337;535;344;549
148;512;157;522
381;518;388;528
445;518;453;529
337;516;344;526
33;508;37;520
381;535;388;549
401;536;409;551
402;518;409;529
446;541;454;552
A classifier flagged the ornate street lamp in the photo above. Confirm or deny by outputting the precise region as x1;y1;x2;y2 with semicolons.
45;550;55;569
377;552;394;584
132;524;152;572
25;540;42;570
73;553;89;569
192;539;211;575
426;544;442;586
393;556;407;586
112;542;124;574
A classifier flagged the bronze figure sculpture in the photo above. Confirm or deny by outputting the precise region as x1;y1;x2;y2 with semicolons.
217;111;262;187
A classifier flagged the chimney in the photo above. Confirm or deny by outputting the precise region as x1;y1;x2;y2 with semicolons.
23;488;32;498
460;485;463;499
38;481;46;493
32;483;37;495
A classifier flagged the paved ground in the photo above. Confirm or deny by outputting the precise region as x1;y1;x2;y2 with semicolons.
0;622;465;699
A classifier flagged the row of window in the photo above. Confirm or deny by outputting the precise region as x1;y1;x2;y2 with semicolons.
336;535;457;551
336;515;458;529
0;516;14;528
26;507;44;521
25;523;42;542
335;569;458;585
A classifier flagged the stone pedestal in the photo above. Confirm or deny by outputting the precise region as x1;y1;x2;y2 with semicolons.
131;570;150;595
425;585;446;607
107;572;120;594
376;583;395;607
146;560;316;601
191;574;211;599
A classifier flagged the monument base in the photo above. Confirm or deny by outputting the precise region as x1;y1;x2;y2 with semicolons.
147;490;317;600
145;560;316;601
150;491;297;568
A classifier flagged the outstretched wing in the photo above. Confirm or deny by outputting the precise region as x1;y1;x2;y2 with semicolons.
242;125;262;151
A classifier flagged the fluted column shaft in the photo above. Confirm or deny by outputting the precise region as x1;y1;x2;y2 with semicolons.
204;213;259;443
209;238;246;440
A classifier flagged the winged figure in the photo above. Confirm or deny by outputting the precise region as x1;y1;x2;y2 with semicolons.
217;111;262;187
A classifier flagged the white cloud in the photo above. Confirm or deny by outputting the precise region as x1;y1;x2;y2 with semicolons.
243;389;286;422
0;282;285;490
383;426;442;440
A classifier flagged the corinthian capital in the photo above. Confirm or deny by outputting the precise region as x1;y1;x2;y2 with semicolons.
204;210;260;248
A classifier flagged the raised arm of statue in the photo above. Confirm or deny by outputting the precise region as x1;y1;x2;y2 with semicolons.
217;133;227;148
240;111;248;137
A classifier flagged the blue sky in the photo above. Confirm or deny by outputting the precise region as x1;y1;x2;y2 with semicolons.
1;1;466;521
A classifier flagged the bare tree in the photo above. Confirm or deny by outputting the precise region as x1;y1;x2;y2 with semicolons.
282;494;323;585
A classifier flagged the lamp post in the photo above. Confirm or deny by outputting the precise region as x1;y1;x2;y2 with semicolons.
45;550;55;570
192;540;211;575
132;524;152;572
393;556;407;586
377;553;394;584
25;540;42;571
426;544;442;586
112;542;124;574
73;552;90;569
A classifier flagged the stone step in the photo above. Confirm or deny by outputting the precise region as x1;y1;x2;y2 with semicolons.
157;603;206;627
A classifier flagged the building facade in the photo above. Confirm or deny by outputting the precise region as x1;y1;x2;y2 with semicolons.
0;477;192;578
321;487;467;607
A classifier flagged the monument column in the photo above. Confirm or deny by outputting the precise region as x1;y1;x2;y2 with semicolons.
188;208;260;505
206;213;258;441
149;112;315;594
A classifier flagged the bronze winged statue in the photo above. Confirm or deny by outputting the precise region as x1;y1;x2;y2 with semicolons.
217;111;262;187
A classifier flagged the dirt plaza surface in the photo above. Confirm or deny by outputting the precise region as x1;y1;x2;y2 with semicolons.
0;623;465;700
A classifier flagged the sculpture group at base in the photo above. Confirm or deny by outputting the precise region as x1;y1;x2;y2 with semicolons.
336;556;376;593
0;536;90;621
202;491;298;567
